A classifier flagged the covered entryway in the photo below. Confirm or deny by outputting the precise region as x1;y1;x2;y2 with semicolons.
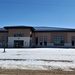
14;40;24;48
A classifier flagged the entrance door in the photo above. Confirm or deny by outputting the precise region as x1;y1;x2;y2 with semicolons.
14;40;24;48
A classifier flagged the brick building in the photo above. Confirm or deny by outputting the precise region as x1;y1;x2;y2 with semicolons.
0;26;75;48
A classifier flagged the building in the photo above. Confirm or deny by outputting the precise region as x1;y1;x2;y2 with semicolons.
0;26;75;48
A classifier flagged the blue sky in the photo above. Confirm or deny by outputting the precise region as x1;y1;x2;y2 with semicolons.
0;0;75;28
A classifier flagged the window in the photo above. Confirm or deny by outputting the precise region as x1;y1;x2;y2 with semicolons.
14;34;24;37
40;36;43;45
35;37;38;45
54;36;65;46
72;36;75;46
0;37;1;42
44;36;47;45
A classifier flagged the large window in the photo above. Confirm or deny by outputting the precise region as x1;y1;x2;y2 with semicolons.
44;36;47;45
14;34;24;37
54;36;65;46
40;36;43;45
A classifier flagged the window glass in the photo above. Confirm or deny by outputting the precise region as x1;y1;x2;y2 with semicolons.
44;36;47;41
54;36;65;46
35;37;38;45
40;36;43;45
44;36;47;45
72;36;74;41
40;36;42;42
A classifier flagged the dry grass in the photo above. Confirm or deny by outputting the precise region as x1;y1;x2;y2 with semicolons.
0;69;75;75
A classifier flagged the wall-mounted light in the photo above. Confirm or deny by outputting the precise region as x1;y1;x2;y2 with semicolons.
30;31;32;35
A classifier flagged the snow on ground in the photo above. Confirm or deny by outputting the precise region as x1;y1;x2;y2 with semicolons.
0;48;75;71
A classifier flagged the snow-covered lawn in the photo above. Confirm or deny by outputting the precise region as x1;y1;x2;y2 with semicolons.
0;48;75;71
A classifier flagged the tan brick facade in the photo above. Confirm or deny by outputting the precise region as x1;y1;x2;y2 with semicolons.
35;32;51;43
8;28;31;37
67;32;75;43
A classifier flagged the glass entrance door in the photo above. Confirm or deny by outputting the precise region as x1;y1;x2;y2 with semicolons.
14;40;24;48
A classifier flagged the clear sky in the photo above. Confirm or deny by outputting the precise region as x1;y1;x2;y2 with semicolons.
0;0;75;28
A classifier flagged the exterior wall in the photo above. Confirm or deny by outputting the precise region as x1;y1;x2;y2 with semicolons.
8;28;31;37
8;37;31;48
35;32;51;42
34;32;52;47
67;32;75;43
67;32;75;47
34;31;74;47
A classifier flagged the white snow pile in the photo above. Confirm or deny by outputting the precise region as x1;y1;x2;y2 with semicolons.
0;48;75;71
